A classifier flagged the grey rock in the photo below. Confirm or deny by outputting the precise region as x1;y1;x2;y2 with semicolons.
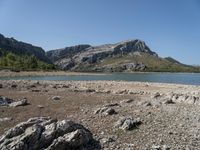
11;84;17;88
0;117;12;122
152;145;171;150
144;101;152;107
152;145;161;150
51;96;61;101
104;103;120;107
9;98;28;107
46;129;91;150
0;117;93;150
120;62;146;71
37;105;44;109
164;99;175;104
120;99;134;104
94;107;117;116
153;92;161;99
115;116;142;131
0;96;15;106
85;88;96;93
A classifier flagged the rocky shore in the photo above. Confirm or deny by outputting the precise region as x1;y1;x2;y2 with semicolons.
0;80;200;149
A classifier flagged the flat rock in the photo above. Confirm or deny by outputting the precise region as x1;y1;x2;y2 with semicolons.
9;98;28;107
104;103;120;107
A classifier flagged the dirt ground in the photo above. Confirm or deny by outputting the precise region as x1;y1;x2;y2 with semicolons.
1;80;200;149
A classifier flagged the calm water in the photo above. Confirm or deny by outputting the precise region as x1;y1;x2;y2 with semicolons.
0;73;200;85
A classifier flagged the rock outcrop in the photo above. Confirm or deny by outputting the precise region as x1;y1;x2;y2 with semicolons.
47;40;158;71
0;117;94;150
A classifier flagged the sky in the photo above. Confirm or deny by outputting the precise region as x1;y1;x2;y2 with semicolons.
0;0;200;65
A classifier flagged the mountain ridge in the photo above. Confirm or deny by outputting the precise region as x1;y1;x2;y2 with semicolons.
0;34;54;70
46;39;200;72
0;33;199;72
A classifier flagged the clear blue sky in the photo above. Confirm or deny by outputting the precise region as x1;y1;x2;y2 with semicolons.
0;0;200;65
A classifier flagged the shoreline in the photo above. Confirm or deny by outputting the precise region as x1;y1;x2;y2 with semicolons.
0;70;108;77
1;79;199;94
0;70;199;77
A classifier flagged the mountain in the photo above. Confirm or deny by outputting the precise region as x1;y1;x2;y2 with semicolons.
47;40;200;72
0;34;54;70
164;57;181;64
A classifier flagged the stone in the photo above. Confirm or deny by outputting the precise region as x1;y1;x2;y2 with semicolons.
94;107;117;116
31;89;41;92
162;145;171;150
144;101;152;107
153;92;161;99
152;145;161;150
85;89;96;92
186;96;197;104
0;84;2;88
164;99;175;104
52;96;61;101
115;116;142;131
38;105;44;109
100;137;115;146
0;96;15;106
9;98;28;107
0;117;93;150
11;84;17;88
0;117;12;122
120;99;134;104
104;103;120;107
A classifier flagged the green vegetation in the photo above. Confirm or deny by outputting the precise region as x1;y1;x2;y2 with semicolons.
0;50;55;71
95;53;200;73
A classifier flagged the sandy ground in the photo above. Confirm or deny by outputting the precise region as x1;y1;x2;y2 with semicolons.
0;80;200;149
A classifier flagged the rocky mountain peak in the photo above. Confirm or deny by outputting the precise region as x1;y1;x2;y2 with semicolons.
47;39;160;71
113;39;158;56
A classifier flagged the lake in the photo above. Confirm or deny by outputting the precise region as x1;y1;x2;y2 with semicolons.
0;72;200;86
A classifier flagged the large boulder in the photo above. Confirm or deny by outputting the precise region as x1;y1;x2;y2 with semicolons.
0;117;93;150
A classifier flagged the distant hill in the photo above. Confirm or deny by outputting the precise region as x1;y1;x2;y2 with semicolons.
46;40;200;72
0;34;54;70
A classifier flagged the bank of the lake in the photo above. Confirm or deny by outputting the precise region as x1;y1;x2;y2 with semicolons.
1;70;200;85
